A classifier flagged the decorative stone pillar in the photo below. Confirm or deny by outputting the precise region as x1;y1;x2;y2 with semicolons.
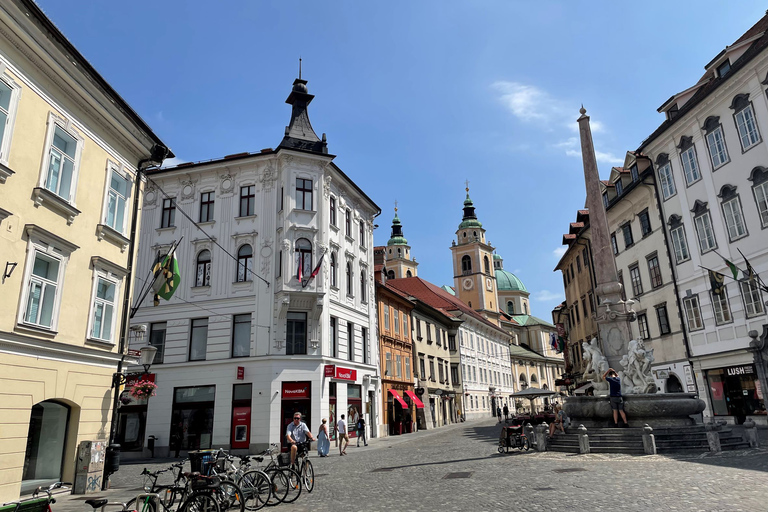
642;424;656;455
577;424;590;454
705;423;722;453
743;418;759;448
524;423;535;447
535;423;548;451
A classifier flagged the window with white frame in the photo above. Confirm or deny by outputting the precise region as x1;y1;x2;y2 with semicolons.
711;289;732;325
42;120;83;203
692;202;716;253
731;94;761;151
720;186;747;241
23;251;62;328
703;116;729;169
668;216;690;264
0;74;21;165
637;313;650;340
657;157;676;200
678;136;700;185
740;280;765;318
196;250;211;287
89;275;118;342
683;296;704;331
750;166;768;228
104;168;131;234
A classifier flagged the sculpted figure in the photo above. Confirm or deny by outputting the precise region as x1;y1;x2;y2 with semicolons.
581;338;609;394
622;339;657;394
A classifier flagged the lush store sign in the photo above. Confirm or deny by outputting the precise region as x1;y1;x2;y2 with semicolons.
726;365;755;376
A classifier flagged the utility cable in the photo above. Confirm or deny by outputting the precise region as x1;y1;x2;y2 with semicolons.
145;175;270;287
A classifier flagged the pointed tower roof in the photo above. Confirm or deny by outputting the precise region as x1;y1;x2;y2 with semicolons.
387;203;408;246
458;183;483;229
278;73;328;154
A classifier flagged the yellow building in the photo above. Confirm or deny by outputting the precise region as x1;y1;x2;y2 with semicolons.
0;1;170;500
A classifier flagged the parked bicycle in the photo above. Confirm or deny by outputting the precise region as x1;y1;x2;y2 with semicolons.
252;445;302;506
1;482;69;512
207;449;271;510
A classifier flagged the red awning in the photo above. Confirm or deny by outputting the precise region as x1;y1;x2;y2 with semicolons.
404;390;425;409
388;389;409;408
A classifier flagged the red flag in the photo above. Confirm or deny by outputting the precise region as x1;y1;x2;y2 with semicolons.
302;253;325;288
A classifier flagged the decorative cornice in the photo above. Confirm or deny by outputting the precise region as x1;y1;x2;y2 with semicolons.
96;224;130;252
0;329;122;369
31;187;81;225
0;162;14;183
91;256;128;278
25;223;79;253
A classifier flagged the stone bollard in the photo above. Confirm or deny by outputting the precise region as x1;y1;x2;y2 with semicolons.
524;423;535;448
743;418;759;448
642;424;657;455
535;423;548;451
705;423;722;453
577;424;590;454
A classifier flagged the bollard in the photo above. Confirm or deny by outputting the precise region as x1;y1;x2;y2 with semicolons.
705;423;721;453
524;423;535;448
577;424;590;454
535;423;548;452
642;424;656;455
743;418;759;448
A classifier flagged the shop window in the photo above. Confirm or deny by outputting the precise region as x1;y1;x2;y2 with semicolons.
286;312;307;355
706;366;764;421
171;385;216;450
22;400;70;491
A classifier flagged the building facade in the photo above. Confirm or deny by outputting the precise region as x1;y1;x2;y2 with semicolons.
128;77;381;456
0;0;169;500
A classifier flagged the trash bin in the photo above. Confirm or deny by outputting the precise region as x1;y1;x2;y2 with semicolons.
188;450;216;475
147;436;157;458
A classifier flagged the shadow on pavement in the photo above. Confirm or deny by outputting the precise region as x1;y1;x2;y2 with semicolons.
461;422;506;445
662;449;768;473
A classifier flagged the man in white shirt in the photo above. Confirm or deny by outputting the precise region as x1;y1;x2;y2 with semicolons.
286;412;316;465
337;413;349;456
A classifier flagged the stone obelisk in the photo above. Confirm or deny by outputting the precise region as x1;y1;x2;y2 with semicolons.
577;107;635;371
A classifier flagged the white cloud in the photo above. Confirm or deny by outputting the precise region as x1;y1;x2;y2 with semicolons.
552;246;567;259
533;290;564;302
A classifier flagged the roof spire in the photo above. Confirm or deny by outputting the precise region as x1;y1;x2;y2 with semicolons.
459;182;483;229
387;201;408;246
299;57;302;80
278;69;328;154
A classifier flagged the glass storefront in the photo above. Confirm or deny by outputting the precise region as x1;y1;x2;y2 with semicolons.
22;400;70;493
171;385;215;450
706;364;765;424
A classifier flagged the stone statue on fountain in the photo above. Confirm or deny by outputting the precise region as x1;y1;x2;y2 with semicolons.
582;338;610;395
619;339;658;394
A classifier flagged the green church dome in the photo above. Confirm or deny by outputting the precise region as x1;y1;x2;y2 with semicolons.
495;268;527;292
387;210;408;246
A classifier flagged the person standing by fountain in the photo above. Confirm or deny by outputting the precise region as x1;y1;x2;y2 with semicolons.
604;368;629;427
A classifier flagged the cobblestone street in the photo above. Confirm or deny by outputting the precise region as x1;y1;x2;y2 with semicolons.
52;418;768;512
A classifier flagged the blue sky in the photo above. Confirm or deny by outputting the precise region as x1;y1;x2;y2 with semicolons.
38;0;766;318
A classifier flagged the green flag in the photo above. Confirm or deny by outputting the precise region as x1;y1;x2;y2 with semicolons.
724;259;740;281
152;253;180;304
709;270;725;296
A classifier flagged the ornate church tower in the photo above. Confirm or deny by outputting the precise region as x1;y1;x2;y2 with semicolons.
450;185;499;324
384;204;418;278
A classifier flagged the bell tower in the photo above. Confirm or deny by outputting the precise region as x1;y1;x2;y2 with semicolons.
384;202;418;279
450;184;499;324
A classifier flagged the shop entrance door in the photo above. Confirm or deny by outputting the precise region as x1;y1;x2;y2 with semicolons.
280;382;311;452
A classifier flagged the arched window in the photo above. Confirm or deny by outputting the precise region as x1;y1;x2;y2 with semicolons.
22;400;71;484
542;383;548;390
406;270;412;277
330;252;338;288
196;250;211;287
507;301;515;315
461;255;472;274
236;244;252;282
530;374;538;383
484;255;490;275
295;238;312;280
360;270;366;301
519;374;528;389
346;262;353;295
387;270;395;280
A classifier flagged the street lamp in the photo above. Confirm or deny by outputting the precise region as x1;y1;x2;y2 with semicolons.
139;345;157;375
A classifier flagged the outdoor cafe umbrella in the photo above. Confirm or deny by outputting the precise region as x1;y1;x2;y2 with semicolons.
510;387;557;415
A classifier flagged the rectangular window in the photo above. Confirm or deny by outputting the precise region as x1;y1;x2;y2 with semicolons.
576;255;582;273
438;360;444;383
615;180;623;196
735;104;760;150
362;327;368;364
286;312;307;355
611;233;619;255
658;162;676;199
359;222;365;247
680;146;700;185
161;198;176;228
754;181;768;228
199;191;214;222
630;165;639;182
403;314;408;337
630;265;643;296
637;313;650;340
395;354;402;378
426;323;433;342
448;335;456;351
722;197;747;241
574;303;580;324
90;277;117;341
0;77;20;164
405;356;411;379
347;321;354;362
106;171;130;233
278;186;283;212
189;318;209;361
24;252;61;328
149;322;166;364
394;310;400;334
232;314;251;357
622;223;634;248
639;210;651;237
416;319;421;339
706;126;729;169
44;125;80;202
694;212;717;253
683;296;704;331
603;192;609;208
429;358;435;381
385;352;392;376
383;305;390;331
451;365;459;384
670;225;690;263
419;356;425;380
740;280;765;318
296;178;313;210
581;298;587;320
711;289;732;325
583;248;590;268
656;305;671;335
239;186;255;217
330;317;337;358
647;255;662;288
345;210;351;237
330;196;337;226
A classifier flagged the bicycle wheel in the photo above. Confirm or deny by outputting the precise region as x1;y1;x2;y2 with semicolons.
279;467;302;504
238;470;271;511
263;468;289;507
300;459;314;493
126;496;158;512
215;480;245;512
182;492;221;512
522;437;530;451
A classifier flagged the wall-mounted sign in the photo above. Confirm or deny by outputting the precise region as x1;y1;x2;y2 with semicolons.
282;382;310;399
324;365;357;381
237;366;245;380
127;349;142;357
324;365;335;378
725;365;755;376
654;370;670;379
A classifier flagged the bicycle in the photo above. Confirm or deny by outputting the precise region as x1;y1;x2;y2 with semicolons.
1;482;69;512
254;445;301;506
127;462;190;512
208;451;272;511
289;442;314;493
128;463;223;512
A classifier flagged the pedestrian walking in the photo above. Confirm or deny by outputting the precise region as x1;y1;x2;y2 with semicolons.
337;413;349;455
496;406;502;422
356;415;368;446
317;418;330;457
603;368;629;427
503;403;509;421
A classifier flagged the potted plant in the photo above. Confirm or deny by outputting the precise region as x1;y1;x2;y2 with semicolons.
130;379;158;400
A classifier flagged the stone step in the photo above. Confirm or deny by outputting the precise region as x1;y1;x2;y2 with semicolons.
590;446;646;454
722;442;751;451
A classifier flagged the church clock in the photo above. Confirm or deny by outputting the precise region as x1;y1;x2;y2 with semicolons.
462;277;473;290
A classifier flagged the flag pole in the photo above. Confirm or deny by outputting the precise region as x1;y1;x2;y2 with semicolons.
737;247;768;292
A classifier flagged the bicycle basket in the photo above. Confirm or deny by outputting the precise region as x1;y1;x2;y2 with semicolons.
189;450;216;475
277;452;291;467
190;475;221;491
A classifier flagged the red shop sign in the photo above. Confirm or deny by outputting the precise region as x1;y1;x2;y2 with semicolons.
237;366;245;380
324;365;336;378
282;382;311;399
125;373;155;387
333;366;357;381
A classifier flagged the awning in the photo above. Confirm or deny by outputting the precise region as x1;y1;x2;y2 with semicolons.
404;390;425;409
388;389;409;408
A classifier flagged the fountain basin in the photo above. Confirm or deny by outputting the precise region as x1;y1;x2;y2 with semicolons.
563;393;706;428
